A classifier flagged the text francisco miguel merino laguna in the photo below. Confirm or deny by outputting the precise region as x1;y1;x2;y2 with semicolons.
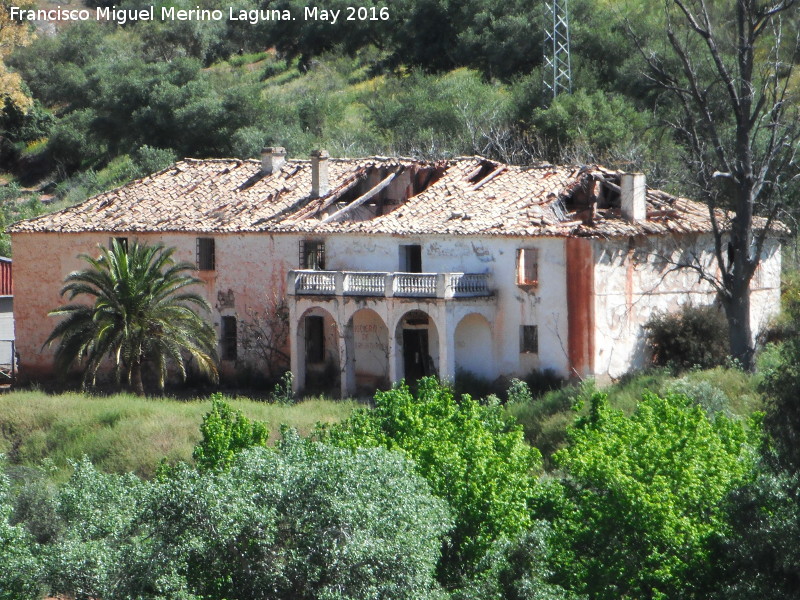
7;4;378;25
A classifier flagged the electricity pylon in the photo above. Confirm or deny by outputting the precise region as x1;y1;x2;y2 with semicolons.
543;0;572;99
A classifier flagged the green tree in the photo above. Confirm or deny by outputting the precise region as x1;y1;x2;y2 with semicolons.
45;240;218;394
35;458;146;599
124;436;451;600
455;523;577;600
715;458;800;600
761;275;800;472
193;394;269;472
0;464;41;599
548;391;758;599
322;377;542;587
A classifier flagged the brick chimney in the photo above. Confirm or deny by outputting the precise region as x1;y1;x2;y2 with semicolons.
310;149;330;197
261;146;286;175
621;173;646;222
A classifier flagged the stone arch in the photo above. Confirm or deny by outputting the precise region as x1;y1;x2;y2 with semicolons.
454;313;494;380
346;308;390;394
394;309;440;382
296;306;340;396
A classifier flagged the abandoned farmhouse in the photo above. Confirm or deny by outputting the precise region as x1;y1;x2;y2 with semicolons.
9;148;782;395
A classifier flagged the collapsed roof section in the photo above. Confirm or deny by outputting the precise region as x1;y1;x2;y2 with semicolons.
9;153;777;238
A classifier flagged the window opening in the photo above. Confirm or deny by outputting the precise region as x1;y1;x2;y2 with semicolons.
197;238;215;271
516;248;539;286
520;325;539;354
400;244;422;273
300;240;326;270
221;316;237;361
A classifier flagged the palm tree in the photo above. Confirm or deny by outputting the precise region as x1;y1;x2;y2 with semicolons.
45;240;218;394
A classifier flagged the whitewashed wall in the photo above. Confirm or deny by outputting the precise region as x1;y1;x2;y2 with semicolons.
592;233;782;378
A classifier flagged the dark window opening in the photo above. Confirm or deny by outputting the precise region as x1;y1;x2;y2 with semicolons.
221;316;237;361
197;238;215;271
520;325;538;354
517;248;539;286
400;244;422;273
110;237;128;252
305;315;325;363
300;240;326;270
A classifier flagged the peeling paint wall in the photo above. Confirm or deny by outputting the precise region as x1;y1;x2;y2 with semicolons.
592;233;782;378
13;228;779;389
12;229;572;386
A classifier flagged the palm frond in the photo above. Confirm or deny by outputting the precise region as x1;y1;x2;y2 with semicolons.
46;240;220;394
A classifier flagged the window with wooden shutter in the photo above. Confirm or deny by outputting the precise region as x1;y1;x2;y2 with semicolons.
516;248;538;286
221;316;237;360
197;238;215;270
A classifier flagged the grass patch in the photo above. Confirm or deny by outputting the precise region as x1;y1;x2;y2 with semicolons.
0;391;358;481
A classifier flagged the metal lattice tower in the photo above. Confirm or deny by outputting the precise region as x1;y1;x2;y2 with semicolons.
543;0;572;99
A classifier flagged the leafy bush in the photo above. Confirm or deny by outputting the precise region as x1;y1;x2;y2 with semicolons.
322;377;542;586
454;368;496;399
193;394;269;471
507;378;533;405
548;391;758;600
269;371;295;404
716;459;800;600
666;378;733;418
133;145;176;176
126;437;452;600
37;458;145;599
506;381;590;462
644;304;730;371
0;466;41;599
455;523;576;600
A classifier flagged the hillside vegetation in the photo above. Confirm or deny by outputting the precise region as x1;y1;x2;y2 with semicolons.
0;0;734;257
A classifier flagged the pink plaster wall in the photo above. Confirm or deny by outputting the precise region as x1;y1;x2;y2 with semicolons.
11;231;295;382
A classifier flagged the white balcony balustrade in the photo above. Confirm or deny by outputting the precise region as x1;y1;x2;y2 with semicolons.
288;270;492;299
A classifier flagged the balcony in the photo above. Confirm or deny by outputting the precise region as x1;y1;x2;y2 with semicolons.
287;270;492;299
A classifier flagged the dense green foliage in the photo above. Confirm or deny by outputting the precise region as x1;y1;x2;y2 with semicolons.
323;377;541;586
6;435;452;600
548;391;758;599
0;0;688;218
45;241;218;394
0;469;40;599
1;363;799;599
761;275;800;472
193;394;269;471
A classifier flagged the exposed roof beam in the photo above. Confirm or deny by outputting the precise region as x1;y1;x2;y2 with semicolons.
321;172;398;223
469;165;506;191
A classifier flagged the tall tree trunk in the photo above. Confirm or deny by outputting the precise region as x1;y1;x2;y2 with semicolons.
131;361;145;396
724;279;754;370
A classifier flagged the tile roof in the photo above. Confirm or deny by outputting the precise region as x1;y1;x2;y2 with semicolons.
8;156;772;238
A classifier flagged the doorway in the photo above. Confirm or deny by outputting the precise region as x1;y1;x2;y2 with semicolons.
403;329;430;382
